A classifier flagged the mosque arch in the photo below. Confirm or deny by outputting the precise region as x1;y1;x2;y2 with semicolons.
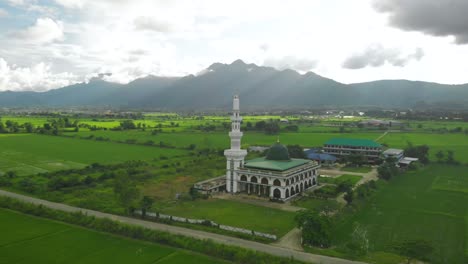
240;175;247;181
273;179;281;186
295;185;299;193
300;182;304;192
313;177;317;185
251;176;258;183
261;178;269;185
291;187;295;195
286;179;290;186
273;188;281;199
285;189;290;198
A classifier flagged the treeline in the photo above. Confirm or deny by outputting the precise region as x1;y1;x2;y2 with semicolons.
0;197;305;264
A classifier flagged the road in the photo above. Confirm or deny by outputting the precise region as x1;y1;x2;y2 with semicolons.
0;189;367;264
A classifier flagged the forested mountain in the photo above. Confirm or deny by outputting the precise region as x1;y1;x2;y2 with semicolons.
1;60;468;110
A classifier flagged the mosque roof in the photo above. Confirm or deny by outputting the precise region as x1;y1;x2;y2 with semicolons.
244;157;310;171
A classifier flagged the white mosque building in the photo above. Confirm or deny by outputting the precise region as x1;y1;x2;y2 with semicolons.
195;95;320;201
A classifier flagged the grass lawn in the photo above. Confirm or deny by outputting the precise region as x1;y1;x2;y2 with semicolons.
292;197;341;211
333;164;468;264
340;166;372;173
0;208;227;264
158;199;296;237
0;134;187;176
319;174;363;186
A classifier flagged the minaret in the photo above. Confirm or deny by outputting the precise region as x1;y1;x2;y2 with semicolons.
224;95;247;193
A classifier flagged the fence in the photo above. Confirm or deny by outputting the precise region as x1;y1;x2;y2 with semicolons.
134;210;277;240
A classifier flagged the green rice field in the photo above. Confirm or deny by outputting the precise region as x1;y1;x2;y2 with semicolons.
333;165;468;264
0;134;187;176
0;208;227;264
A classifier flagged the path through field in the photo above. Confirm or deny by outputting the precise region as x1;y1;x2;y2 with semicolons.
0;189;367;264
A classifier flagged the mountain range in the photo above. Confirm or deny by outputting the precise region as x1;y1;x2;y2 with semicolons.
1;59;468;110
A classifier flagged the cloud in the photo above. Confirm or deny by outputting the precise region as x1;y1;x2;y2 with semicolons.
373;0;468;44
133;17;175;33
263;56;318;72
12;18;64;43
342;45;424;69
0;58;81;91
0;8;8;17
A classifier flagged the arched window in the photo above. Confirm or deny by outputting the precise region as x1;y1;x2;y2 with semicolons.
313;177;316;185
285;189;290;198
251;176;258;183
261;178;269;185
295;185;299;193
291;187;295;195
300;182;303;192
273;179;281;186
240;175;247;181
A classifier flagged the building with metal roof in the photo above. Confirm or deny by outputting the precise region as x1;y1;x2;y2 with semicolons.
323;138;382;162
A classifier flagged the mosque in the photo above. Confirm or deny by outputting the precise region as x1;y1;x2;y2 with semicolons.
195;95;320;201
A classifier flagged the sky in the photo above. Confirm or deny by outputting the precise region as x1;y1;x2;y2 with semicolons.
1;0;468;91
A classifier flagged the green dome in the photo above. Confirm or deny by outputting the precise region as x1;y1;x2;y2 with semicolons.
266;143;290;161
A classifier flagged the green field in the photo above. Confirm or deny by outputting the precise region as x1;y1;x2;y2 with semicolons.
158;199;296;237
340;166;372;173
333;165;468;264
379;132;468;163
67;130;383;149
319;174;363;186
0;134;187;176
0;208;226;264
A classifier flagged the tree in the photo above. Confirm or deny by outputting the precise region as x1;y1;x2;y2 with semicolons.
404;143;429;164
377;162;399;181
139;196;154;218
337;180;353;193
287;145;306;159
264;122;280;135
295;210;333;248
5;171;17;179
446;150;456;164
344;190;354;205
114;170;140;214
120;120;136;130
347;154;367;167
392;239;434;264
24;122;34;133
435;150;444;163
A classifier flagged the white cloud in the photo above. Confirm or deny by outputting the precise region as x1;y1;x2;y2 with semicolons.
0;8;8;17
342;45;424;69
0;58;80;91
263;56;318;72
12;18;64;43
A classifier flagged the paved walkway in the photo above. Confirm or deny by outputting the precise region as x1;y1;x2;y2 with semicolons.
319;168;378;205
0;189;367;264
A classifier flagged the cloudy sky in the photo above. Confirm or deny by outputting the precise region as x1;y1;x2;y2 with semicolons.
1;0;467;91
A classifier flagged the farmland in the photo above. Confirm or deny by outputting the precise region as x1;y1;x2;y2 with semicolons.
0;208;228;264
332;164;468;264
0;134;187;176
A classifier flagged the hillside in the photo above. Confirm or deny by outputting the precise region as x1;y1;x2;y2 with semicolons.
1;60;468;110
